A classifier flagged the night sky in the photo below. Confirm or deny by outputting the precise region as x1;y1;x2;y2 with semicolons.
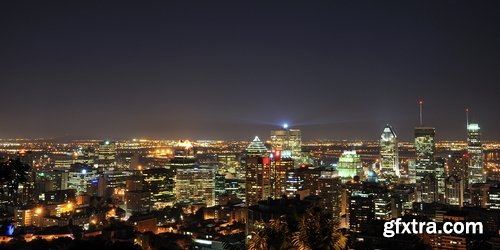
1;1;500;141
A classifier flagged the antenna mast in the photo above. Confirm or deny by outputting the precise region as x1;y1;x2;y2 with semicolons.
466;108;469;127
419;100;423;126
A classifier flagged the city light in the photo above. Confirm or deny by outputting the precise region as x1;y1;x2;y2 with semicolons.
1;2;499;248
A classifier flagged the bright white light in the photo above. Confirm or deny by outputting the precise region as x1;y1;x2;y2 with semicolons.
194;239;212;245
81;169;87;174
283;123;288;129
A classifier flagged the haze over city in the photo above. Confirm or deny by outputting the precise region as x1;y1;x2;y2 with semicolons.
1;1;500;140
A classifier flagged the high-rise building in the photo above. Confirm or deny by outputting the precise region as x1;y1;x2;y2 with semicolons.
349;192;374;232
467;123;484;184
125;174;151;215
488;185;500;210
143;168;176;209
243;136;271;206
379;124;399;182
317;170;342;223
270;125;302;164
271;152;294;198
420;174;438;203
392;185;416;216
67;164;99;194
169;140;196;168
337;150;363;182
284;165;319;197
374;191;392;221
414;127;436;182
434;157;446;202
214;174;226;205
97;140;117;170
175;166;216;207
445;175;464;207
447;152;468;183
407;159;417;184
469;183;489;208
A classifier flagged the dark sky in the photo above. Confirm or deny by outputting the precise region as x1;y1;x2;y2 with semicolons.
1;1;500;141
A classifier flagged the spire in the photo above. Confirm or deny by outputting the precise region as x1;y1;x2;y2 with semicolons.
245;136;268;154
466;108;469;127
381;124;397;140
418;100;423;126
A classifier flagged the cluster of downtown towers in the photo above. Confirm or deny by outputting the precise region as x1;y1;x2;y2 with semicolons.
243;121;485;222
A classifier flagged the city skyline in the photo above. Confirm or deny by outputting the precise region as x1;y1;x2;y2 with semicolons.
1;1;500;140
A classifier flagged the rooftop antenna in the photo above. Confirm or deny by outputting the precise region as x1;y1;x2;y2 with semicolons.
419;100;423;126
466;108;469;127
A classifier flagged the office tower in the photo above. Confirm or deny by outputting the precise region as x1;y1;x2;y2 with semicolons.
317;170;342;223
392;185;416;215
97;175;108;197
469;183;489;208
271;152;294;198
488;185;500;210
67;164;99;194
284;168;302;196
349;191;374;232
467;123;485;184
214;174;226;205
243;136;271;206
337;150;363;182
445;175;464;207
224;178;245;201
217;154;239;176
434;157;446;202
407;159;416;184
97;140;117;170
143;168;176;209
270;125;302;164
414;127;436;182
45;170;69;190
125;174;151;215
447;152;468;182
169;140;196;168
374;191;392;221
175;166;216;207
420;174;438;203
284;166;327;198
379;124;399;182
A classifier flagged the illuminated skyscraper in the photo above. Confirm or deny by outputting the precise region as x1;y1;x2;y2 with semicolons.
447;152;468;183
337;150;363;182
97;140;116;170
171;140;216;207
379;124;399;182
467;123;484;184
243;136;271;206
270;125;301;164
445;175;464;207
349;192;374;232
175;166;215;207
169;140;196;168
420;174;438;203
271;153;294;198
317;170;342;223
414;127;436;182
488;185;500;210
143;168;176;209
214;174;226;205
